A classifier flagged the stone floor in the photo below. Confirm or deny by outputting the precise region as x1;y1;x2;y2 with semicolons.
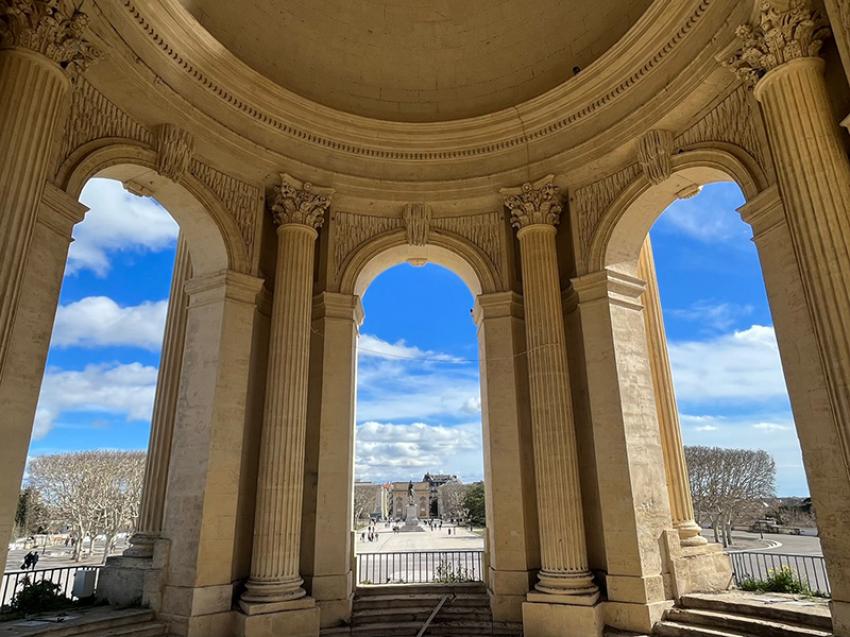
354;523;484;553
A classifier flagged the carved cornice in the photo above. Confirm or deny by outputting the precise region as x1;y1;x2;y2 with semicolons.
269;174;332;230
154;124;193;181
501;176;563;231
637;129;674;186
0;0;99;77
112;0;718;163
726;0;831;86
403;203;432;247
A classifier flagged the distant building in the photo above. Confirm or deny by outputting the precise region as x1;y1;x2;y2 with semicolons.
389;473;461;519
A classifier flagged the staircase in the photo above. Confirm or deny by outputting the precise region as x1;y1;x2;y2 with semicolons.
0;608;168;637
321;583;523;636
654;593;833;637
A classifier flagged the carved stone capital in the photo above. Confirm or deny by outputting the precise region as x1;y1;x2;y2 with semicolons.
0;0;100;77
726;0;831;87
269;173;332;230
501;175;562;231
637;129;674;186
154;124;194;182
403;203;431;246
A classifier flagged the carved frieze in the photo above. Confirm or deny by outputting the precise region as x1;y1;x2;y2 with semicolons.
572;164;642;257
332;212;402;279
431;211;506;282
674;86;768;171
154;124;193;182
0;0;99;77
637;130;674;186
726;0;830;87
269;174;332;230
403;203;432;247
189;160;260;263
501;176;563;230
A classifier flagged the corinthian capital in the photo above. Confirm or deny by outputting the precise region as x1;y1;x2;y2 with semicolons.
726;0;830;87
269;173;333;230
501;175;563;231
0;0;100;77
154;124;194;182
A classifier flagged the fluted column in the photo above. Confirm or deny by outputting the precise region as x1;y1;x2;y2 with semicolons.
242;176;332;609
126;235;192;557
729;4;850;632
0;2;97;380
637;238;706;548
501;177;598;605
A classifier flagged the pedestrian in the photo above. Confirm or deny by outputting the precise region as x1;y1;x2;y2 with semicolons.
21;552;32;570
31;551;39;569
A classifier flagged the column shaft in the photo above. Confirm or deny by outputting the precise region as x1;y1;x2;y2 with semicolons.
517;225;597;600
128;235;192;556
637;238;705;547
0;185;85;570
0;48;69;378
244;223;317;603
754;57;850;633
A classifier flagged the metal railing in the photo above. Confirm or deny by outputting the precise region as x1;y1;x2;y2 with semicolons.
356;550;484;585
728;551;830;597
1;565;102;609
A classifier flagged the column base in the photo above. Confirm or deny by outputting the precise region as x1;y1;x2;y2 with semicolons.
663;531;732;597
98;539;170;609
237;597;320;637
522;598;603;637
488;567;534;622
304;573;353;628
603;599;673;634
675;521;708;548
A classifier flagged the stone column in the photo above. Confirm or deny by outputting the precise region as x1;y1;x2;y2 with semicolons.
501;178;600;630
730;6;850;631
0;184;86;571
158;270;264;636
239;176;330;637
637;238;705;548
572;269;674;633
127;235;192;557
474;292;540;622
0;2;97;379
301;291;362;628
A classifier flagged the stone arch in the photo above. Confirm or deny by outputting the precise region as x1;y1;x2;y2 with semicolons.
337;226;501;298
587;147;770;275
55;140;250;275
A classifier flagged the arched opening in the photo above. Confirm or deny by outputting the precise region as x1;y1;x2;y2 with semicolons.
10;166;233;572
352;258;485;583
590;160;831;600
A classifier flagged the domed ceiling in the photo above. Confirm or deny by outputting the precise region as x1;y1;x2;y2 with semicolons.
178;0;653;122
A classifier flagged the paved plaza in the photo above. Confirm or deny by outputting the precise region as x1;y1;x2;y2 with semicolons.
354;522;484;554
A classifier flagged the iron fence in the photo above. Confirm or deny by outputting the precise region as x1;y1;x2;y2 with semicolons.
356;550;484;585
728;551;830;597
0;565;102;609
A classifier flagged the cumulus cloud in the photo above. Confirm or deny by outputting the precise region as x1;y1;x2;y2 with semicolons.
69;178;178;276
358;334;465;363
355;421;482;483
51;296;168;350
33;363;158;439
752;422;792;432
668;325;789;404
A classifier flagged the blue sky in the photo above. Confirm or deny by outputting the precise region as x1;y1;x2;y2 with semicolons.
28;178;805;496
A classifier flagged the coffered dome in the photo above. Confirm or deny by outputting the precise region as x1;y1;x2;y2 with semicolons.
178;0;653;122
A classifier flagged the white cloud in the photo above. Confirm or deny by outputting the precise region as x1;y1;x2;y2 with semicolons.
33;363;158;439
51;296;168;350
669;325;789;404
70;178;178;276
355;421;482;483
358;334;464;363
752;422;792;432
669;300;753;332
655;183;747;243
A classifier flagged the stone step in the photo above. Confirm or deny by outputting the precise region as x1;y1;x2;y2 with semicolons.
352;609;493;626
353;593;490;610
337;620;521;637
87;623;168;637
655;620;750;637
664;608;831;637
0;609;158;637
679;595;832;632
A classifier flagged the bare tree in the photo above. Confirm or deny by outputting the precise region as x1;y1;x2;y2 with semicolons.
685;446;776;546
437;481;468;520
353;483;383;523
27;451;146;562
